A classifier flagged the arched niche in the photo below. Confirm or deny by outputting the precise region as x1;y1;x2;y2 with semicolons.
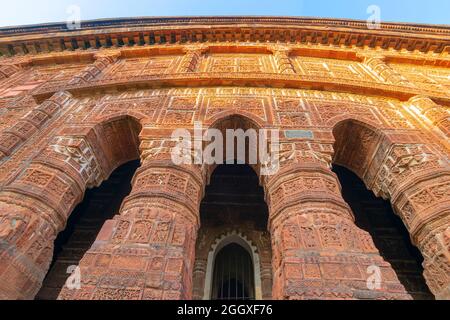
203;231;263;300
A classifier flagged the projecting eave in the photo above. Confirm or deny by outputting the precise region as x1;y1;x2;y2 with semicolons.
0;16;449;56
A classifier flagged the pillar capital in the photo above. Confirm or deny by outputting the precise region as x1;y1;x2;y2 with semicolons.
181;45;209;55
265;162;355;230
357;52;387;63
93;51;121;62
121;161;205;226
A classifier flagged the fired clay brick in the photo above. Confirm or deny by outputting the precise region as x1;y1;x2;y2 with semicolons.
0;17;448;300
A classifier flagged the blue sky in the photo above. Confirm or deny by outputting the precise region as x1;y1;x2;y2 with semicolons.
0;0;449;28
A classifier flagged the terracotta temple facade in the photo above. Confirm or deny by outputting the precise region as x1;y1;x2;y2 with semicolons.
0;17;448;300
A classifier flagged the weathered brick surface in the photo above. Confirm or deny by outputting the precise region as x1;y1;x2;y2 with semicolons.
0;17;448;300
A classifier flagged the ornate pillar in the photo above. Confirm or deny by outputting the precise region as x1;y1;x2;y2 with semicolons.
177;46;206;73
0;130;105;299
67;52;120;85
192;258;208;300
360;54;413;86
271;46;296;75
265;145;410;300
58;153;205;300
368;142;450;299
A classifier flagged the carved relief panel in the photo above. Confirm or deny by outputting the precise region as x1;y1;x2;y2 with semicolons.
293;56;374;82
389;63;450;94
100;56;181;80
11;63;89;95
199;53;274;73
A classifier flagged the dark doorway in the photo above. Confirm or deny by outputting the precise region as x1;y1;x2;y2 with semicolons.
200;165;268;231
194;164;272;300
333;165;434;300
212;243;255;300
36;160;140;300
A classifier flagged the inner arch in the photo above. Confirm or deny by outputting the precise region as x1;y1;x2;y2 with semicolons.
194;164;272;300
212;243;255;300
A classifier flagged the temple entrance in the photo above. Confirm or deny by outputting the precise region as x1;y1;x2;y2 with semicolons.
211;243;255;300
36;160;140;300
193;164;272;300
334;165;434;300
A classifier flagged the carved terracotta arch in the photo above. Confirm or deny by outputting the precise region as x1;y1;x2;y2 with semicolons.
332;118;450;299
332;118;388;183
326;113;383;134
0;115;143;300
207;109;271;130
204;112;274;183
203;230;263;300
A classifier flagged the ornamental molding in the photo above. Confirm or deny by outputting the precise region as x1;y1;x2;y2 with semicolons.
30;71;450;106
0;16;449;56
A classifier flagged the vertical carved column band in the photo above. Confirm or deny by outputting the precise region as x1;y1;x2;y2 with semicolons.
265;150;410;300
177;46;206;73
271;46;296;75
361;55;413;87
59;159;205;300
408;96;450;140
67;53;120;85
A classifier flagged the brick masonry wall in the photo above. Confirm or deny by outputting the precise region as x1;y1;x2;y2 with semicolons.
0;18;448;300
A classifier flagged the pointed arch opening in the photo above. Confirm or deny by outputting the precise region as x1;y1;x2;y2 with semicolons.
206;234;262;300
36;160;140;300
193;113;273;300
332;119;434;300
205;114;265;179
35;115;143;300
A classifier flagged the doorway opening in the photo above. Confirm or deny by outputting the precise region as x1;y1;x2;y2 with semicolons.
36;160;140;300
334;165;434;300
212;243;255;300
194;164;272;300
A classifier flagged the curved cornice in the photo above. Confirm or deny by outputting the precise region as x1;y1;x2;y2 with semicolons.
0;16;449;56
31;72;450;106
1;16;449;36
